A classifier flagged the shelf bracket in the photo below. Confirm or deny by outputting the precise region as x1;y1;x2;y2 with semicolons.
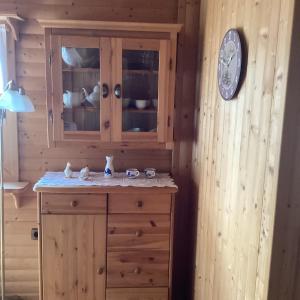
4;182;30;209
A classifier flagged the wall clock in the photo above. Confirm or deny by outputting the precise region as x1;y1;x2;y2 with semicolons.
218;29;242;100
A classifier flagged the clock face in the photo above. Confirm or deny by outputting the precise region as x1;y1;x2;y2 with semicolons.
218;29;242;100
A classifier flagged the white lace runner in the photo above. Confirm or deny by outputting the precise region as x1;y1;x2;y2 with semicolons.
34;172;178;189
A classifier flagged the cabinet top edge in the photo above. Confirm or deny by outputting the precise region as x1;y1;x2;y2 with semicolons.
37;19;183;33
34;186;178;194
33;172;178;193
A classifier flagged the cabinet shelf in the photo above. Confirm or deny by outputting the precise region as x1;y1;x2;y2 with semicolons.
4;182;30;208
64;106;98;111
123;69;158;75
63;67;99;73
123;108;157;114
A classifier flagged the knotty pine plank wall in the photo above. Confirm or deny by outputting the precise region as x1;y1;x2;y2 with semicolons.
0;0;179;298
268;1;300;299
193;0;295;299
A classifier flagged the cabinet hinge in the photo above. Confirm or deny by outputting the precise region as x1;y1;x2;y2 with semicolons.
48;110;53;124
49;49;54;66
167;115;171;127
169;58;173;71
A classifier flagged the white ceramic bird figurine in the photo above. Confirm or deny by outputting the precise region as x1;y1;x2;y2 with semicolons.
79;165;90;180
64;162;73;178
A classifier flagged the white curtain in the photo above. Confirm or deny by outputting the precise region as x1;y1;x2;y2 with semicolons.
0;25;7;93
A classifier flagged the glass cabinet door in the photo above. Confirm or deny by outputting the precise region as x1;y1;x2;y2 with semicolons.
51;36;111;142
112;38;170;143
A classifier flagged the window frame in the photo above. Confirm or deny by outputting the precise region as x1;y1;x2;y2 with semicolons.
0;17;20;182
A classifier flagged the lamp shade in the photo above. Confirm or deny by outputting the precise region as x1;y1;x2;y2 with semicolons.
0;82;35;112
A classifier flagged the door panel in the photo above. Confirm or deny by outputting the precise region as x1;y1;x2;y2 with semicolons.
111;38;170;143
51;35;111;142
42;214;106;299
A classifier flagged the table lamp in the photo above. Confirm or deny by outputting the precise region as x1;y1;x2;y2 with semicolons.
0;80;34;299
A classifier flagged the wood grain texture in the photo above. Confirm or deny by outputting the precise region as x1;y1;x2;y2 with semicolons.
267;1;300;299
108;214;170;251
192;0;295;299
41;193;107;214
171;0;200;299
106;287;168;300
42;214;106;300
108;193;171;214
1;1;177;297
107;250;169;288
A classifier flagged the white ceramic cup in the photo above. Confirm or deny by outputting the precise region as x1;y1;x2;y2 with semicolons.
144;168;156;178
126;168;140;179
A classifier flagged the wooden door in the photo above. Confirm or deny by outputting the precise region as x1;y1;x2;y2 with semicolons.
50;35;111;142
111;38;171;144
41;215;106;300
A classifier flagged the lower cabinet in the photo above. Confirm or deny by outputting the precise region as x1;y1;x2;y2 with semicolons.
38;191;174;300
41;214;106;300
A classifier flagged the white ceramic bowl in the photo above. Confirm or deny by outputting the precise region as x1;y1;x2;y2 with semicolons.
135;100;149;110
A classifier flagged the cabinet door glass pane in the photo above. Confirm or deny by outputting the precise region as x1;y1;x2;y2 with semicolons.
62;47;100;132
122;50;159;133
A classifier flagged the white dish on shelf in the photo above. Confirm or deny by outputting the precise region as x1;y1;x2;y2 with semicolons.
135;100;149;110
128;127;142;132
62;47;99;68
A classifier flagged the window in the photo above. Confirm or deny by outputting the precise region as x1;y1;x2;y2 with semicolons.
0;25;7;93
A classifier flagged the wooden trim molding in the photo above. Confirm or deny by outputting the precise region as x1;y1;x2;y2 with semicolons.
38;19;183;34
0;14;23;41
1;14;24;183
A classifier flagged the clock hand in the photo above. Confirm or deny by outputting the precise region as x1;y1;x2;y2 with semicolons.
220;57;227;66
227;52;235;66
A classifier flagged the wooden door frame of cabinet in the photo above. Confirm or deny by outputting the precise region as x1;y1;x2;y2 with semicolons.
111;38;171;143
49;34;109;143
42;21;182;149
38;20;182;34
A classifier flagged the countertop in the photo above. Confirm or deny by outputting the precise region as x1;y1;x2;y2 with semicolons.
33;172;178;193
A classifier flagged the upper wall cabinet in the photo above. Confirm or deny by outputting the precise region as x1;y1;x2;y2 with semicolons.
39;20;182;149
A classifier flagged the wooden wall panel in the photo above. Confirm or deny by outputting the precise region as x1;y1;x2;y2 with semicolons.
267;1;300;299
0;1;178;298
193;0;295;299
171;0;200;299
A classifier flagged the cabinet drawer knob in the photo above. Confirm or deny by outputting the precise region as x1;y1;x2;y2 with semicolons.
133;267;141;274
114;84;122;99
70;200;78;207
135;230;143;237
102;83;109;98
136;200;143;208
97;267;104;275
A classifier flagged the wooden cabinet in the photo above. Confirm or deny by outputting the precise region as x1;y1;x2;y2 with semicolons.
36;182;177;299
39;20;182;149
41;213;106;300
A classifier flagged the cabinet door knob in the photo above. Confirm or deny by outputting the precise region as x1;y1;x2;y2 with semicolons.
114;84;121;99
104;120;110;129
70;200;78;207
135;230;143;237
136;200;143;208
102;83;109;98
97;267;104;275
133;267;141;274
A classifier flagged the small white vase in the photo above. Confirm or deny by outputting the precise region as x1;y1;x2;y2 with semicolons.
104;155;114;177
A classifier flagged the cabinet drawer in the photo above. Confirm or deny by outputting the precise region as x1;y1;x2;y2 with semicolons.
108;214;170;251
107;251;169;287
106;288;168;300
41;193;106;214
108;194;171;214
